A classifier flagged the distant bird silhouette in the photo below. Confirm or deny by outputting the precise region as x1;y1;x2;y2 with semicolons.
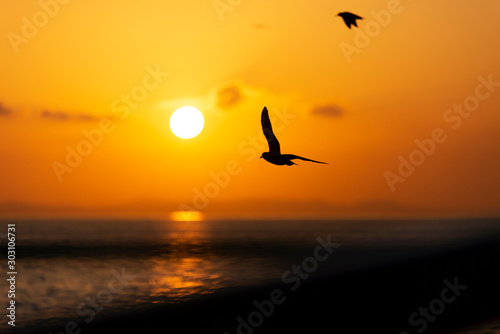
338;12;363;29
260;107;327;166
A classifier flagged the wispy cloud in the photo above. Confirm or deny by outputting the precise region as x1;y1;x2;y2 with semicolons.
0;103;12;117
0;102;112;122
311;104;344;118
217;84;243;109
252;23;268;30
157;80;293;121
40;110;104;122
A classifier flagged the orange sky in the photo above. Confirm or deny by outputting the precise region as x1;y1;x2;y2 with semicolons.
1;0;500;219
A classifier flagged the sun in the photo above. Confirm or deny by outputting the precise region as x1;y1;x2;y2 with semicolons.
170;106;204;139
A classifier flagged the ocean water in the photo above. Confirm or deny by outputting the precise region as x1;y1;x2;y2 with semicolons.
2;218;500;333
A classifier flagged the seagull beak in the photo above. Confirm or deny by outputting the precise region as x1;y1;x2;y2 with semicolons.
259;155;262;159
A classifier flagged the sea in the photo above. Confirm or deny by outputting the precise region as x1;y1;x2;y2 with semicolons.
1;218;500;333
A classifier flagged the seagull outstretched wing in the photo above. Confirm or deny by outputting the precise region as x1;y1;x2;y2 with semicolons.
282;154;327;164
261;106;281;154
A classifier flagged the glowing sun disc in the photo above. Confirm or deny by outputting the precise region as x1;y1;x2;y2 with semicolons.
170;106;204;139
170;211;204;222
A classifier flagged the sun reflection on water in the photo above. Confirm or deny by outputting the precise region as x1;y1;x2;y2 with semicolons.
147;257;225;302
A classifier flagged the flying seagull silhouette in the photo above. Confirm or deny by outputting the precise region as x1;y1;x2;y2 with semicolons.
337;12;363;29
260;107;327;166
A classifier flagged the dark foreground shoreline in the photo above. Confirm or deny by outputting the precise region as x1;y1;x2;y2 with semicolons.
27;233;500;334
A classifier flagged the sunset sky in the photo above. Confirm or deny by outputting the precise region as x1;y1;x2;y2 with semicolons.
1;0;499;219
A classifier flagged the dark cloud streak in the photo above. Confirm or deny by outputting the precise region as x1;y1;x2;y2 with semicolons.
253;23;268;30
311;105;344;118
217;84;243;109
40;110;103;122
0;103;11;116
0;102;113;122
